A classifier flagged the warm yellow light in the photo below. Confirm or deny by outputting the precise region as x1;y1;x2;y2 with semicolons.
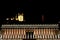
18;15;23;21
11;18;14;20
16;18;18;20
15;13;24;22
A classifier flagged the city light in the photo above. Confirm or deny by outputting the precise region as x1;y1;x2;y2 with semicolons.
15;13;24;22
6;18;9;20
18;15;23;21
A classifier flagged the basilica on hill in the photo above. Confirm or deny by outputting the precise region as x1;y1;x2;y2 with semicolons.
0;13;60;40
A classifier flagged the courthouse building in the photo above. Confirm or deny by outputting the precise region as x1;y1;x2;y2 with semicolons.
0;13;60;40
0;24;60;40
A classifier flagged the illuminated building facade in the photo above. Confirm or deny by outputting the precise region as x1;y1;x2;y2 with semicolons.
0;24;60;40
0;13;60;40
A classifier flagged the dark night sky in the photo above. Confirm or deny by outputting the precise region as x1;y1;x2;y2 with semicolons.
0;0;60;24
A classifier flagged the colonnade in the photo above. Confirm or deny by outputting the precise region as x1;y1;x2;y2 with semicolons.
0;28;60;39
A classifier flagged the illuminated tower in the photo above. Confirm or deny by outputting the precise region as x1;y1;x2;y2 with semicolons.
15;12;24;22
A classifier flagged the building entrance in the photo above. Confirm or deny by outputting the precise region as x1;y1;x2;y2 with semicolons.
23;39;36;40
26;32;33;39
23;32;36;40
